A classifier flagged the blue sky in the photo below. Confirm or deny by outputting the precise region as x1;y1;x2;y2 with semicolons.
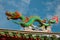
0;0;60;32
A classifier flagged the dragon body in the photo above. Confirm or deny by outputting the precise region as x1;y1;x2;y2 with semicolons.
5;11;58;31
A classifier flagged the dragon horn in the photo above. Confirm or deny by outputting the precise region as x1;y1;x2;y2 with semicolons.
15;11;22;16
5;11;9;15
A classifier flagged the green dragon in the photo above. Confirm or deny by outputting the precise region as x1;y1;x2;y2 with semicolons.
5;11;57;29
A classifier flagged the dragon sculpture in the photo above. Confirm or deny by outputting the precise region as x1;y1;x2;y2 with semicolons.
5;11;58;32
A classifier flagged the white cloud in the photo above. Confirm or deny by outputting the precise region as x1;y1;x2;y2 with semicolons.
46;14;53;19
21;0;31;5
0;0;2;2
42;0;60;12
0;5;4;10
18;0;31;14
7;1;19;8
46;5;60;23
0;5;5;21
55;5;60;22
43;0;60;22
41;1;54;12
5;0;31;14
28;8;39;16
46;2;54;11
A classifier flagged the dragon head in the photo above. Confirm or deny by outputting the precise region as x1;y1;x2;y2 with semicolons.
6;11;21;20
